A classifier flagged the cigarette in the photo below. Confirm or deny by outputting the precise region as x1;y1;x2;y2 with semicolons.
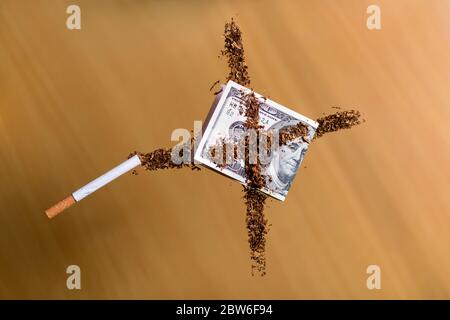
45;155;142;219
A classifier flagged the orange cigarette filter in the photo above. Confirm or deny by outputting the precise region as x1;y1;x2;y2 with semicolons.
45;195;76;219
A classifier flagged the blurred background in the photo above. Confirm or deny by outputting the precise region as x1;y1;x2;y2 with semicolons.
1;0;450;299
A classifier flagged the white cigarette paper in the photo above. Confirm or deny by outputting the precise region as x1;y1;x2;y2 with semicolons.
72;155;142;201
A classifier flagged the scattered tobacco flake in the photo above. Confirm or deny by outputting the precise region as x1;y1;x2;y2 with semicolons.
314;110;363;139
128;140;201;172
279;122;309;146
241;92;263;130
243;186;269;276
207;137;239;169
209;80;220;92
221;19;251;86
128;149;179;171
241;90;269;275
204;88;270;275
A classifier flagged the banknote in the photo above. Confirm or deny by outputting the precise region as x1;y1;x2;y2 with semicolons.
194;80;319;201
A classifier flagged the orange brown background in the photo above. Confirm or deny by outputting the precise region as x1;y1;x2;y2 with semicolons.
1;0;450;299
